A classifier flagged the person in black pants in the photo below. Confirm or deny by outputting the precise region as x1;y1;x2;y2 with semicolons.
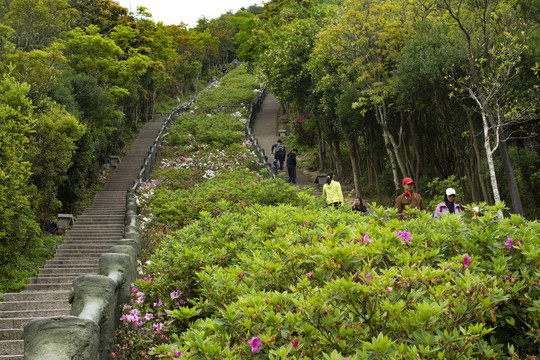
286;149;298;184
271;140;286;170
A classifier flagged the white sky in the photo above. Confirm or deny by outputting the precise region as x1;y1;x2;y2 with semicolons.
116;0;265;28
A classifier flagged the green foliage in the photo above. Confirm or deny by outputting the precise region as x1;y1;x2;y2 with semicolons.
195;66;261;111
114;60;540;359
0;74;40;266
28;102;85;224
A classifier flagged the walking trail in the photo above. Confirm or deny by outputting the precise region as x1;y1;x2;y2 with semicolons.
252;93;321;195
0;115;168;360
0;92;323;359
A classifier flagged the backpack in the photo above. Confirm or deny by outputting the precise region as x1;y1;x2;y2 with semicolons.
275;144;285;158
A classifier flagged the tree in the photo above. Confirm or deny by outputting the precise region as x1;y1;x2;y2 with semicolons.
433;0;536;216
0;73;40;265
5;0;78;50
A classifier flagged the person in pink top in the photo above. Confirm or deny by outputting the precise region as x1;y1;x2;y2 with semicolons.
433;187;463;218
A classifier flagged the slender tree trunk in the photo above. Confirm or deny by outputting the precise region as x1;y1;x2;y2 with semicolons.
332;138;344;178
476;101;503;218
497;130;524;215
375;102;407;180
345;134;362;198
316;123;325;170
467;112;491;203
374;104;401;191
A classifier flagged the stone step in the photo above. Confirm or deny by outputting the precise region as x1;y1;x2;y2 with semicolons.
24;283;72;292
59;238;119;246
62;235;122;240
29;276;80;285
0;340;23;356
0;308;69;319
0;317;34;330
3;291;69;302
0;330;22;342
54;249;109;256
39;268;97;276
56;244;114;250
0;300;70;312
44;259;99;267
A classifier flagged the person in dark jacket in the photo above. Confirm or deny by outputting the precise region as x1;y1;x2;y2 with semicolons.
351;197;367;214
271;140;286;170
286;149;298;184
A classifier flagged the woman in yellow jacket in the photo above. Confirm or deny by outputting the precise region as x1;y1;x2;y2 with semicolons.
322;172;344;208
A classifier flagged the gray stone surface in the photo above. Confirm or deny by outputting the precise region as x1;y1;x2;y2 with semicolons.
23;316;99;360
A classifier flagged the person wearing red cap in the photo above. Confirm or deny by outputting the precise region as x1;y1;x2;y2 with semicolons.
395;177;425;219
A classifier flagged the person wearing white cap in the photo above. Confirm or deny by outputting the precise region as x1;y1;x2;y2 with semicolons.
433;187;463;219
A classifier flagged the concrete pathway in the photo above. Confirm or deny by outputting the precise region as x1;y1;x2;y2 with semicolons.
0;116;168;360
252;93;321;195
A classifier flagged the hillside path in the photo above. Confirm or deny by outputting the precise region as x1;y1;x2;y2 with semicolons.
0;115;168;360
252;93;321;195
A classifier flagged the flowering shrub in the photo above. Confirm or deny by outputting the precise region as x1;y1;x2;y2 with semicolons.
117;199;539;359
114;66;540;359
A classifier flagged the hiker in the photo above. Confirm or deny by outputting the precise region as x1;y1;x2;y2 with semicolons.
351;197;367;214
271;140;286;170
286;149;298;184
433;187;463;218
322;172;344;208
395;177;425;219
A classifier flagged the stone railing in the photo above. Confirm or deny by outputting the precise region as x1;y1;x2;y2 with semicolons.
22;83;269;359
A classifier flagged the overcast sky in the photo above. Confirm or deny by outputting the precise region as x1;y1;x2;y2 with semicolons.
116;0;265;28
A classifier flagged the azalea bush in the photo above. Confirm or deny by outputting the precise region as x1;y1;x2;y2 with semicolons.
118;202;539;359
113;66;540;359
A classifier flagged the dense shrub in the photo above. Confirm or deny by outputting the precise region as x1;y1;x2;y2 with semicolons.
194;66;262;112
113;67;539;360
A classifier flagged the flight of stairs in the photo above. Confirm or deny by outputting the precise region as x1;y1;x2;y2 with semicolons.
0;119;166;359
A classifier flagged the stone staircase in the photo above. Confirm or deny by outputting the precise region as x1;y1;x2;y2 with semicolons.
0;118;167;359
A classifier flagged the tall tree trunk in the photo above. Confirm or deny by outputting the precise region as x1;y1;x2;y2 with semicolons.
498;131;524;215
474;95;502;218
374;102;407;180
467;112;491;204
374;103;401;191
316;123;325;170
332;138;344;178
345;134;362;198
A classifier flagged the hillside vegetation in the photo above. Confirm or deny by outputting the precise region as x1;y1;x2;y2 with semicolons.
112;67;540;360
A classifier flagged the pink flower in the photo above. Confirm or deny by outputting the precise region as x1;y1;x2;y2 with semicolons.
152;322;163;330
248;337;263;353
387;287;392;294
306;272;312;278
363;233;372;243
396;231;412;244
173;349;182;357
170;289;182;300
463;254;470;269
365;273;373;281
504;238;514;251
144;313;153;321
153;298;163;307
292;338;299;349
